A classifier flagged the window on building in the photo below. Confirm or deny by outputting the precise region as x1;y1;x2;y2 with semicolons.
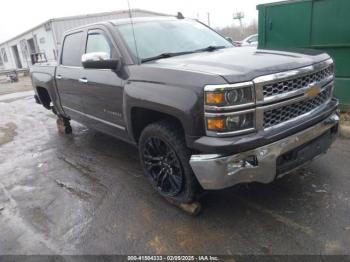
61;32;84;67
0;55;3;66
1;48;8;63
86;32;112;57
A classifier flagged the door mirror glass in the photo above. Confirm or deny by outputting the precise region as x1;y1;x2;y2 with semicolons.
82;52;120;70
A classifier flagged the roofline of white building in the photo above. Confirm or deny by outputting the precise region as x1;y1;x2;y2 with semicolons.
0;8;170;46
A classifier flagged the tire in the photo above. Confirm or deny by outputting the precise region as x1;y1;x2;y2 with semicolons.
138;119;201;204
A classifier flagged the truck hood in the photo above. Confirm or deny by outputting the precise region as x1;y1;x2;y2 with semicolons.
143;47;330;83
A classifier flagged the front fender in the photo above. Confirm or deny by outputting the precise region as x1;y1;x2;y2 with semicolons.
124;81;204;143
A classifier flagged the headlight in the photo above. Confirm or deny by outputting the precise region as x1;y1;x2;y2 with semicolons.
204;82;256;136
206;111;255;134
226;113;254;130
205;82;254;107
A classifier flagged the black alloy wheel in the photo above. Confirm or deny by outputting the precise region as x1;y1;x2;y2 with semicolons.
139;119;201;204
142;137;184;196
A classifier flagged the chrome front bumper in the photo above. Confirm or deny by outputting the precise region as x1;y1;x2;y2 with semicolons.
190;113;339;190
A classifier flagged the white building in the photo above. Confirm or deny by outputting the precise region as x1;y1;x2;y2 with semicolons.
0;9;167;71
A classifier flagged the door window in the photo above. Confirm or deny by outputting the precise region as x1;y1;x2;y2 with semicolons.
61;32;84;67
86;32;111;58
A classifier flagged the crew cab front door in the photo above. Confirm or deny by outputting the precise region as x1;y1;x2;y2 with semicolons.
56;31;87;122
79;28;126;137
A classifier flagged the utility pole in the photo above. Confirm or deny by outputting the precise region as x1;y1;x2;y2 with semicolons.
233;11;244;28
207;12;210;26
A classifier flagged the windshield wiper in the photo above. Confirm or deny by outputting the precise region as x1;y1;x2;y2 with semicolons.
141;51;193;63
194;45;227;53
141;46;227;63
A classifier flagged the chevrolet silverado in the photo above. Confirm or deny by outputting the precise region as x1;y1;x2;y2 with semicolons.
31;16;339;205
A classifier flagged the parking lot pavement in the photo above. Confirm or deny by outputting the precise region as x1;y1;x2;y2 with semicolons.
0;91;350;255
0;76;32;96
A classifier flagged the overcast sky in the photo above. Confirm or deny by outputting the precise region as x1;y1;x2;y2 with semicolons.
0;0;281;43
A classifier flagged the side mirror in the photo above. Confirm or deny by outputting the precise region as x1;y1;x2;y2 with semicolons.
82;52;121;70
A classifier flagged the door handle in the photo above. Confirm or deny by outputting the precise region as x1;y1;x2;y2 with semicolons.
56;75;62;80
79;78;88;84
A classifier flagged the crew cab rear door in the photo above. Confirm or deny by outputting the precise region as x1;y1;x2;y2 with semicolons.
78;28;126;137
56;31;86;122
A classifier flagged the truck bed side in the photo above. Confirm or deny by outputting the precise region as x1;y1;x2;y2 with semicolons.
31;62;65;116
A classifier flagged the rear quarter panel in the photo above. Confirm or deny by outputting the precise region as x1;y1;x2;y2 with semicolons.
31;64;66;116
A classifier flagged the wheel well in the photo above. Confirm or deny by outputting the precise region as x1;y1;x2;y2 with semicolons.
36;86;51;109
131;107;184;143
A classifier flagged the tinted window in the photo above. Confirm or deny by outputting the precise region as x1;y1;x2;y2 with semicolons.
86;33;111;57
61;32;83;66
116;20;232;60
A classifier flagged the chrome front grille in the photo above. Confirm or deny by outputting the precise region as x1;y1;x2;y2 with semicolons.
263;64;334;97
252;59;335;130
202;59;334;137
263;85;332;129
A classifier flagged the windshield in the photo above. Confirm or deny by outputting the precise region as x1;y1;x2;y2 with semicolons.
116;19;232;61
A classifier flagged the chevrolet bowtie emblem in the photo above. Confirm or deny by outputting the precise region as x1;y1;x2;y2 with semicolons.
307;85;321;98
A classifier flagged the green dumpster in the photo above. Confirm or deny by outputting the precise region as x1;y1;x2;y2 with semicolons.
257;0;350;109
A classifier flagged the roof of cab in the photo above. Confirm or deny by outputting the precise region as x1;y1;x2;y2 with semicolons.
63;16;180;35
110;16;179;26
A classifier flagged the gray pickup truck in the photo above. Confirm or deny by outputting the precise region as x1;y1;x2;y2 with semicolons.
31;16;339;205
